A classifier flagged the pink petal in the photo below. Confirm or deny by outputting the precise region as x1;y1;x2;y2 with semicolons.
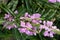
25;30;33;35
26;22;32;28
57;0;60;2
48;0;56;3
49;32;54;37
4;14;10;19
20;21;26;27
18;28;26;33
43;21;46;25
47;21;53;27
31;13;41;19
6;25;13;30
43;31;49;37
32;20;38;24
20;17;24;19
14;10;18;14
25;12;29;17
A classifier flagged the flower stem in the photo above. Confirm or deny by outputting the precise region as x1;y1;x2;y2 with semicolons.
38;34;43;40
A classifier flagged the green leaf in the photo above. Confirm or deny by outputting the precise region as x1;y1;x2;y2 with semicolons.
52;29;60;35
11;0;18;11
12;28;21;40
0;19;5;24
0;4;16;17
48;10;57;19
12;28;27;40
42;9;52;17
7;0;18;11
16;6;26;18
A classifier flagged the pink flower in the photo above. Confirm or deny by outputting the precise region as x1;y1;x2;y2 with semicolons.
52;26;57;29
18;28;26;33
39;20;42;23
31;13;41;19
19;20;37;35
40;25;51;31
4;14;10;19
19;13;58;37
57;0;60;2
8;17;14;21
4;13;14;21
43;21;53;27
25;30;33;35
44;31;49;37
26;30;36;35
49;32;54;37
20;17;24;19
32;20;39;24
6;25;13;30
43;21;46;25
20;12;30;20
20;21;26;27
40;21;56;37
26;22;32;28
18;27;36;35
39;25;45;29
5;23;17;30
24;12;30;17
48;0;56;3
44;31;54;37
20;21;33;28
14;10;18;14
47;21;53;27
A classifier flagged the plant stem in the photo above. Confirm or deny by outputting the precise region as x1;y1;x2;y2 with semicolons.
38;34;42;40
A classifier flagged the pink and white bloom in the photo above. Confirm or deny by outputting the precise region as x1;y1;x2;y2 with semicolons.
4;23;17;30
4;14;10;19
4;13;14;21
20;21;26;27
18;28;26;33
44;31;54;37
14;10;18;14
31;13;41;19
43;21;53;27
19;13;60;37
26;22;32;28
43;31;49;37
48;0;56;3
57;0;60;2
32;20;37;23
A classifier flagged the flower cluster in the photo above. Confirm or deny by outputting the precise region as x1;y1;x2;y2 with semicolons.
40;21;56;37
48;0;60;3
18;13;41;35
3;12;60;37
18;12;60;37
3;10;18;30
